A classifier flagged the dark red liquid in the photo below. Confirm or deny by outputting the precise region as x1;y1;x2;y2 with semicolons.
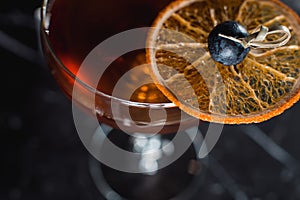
42;0;197;133
47;0;172;91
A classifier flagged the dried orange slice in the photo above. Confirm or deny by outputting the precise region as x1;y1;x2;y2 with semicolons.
147;0;300;124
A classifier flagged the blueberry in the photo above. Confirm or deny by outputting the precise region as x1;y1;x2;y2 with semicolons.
208;21;250;66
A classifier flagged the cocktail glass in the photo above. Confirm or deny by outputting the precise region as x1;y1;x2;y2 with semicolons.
40;0;211;199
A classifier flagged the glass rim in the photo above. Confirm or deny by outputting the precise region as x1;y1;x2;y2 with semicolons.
40;0;178;109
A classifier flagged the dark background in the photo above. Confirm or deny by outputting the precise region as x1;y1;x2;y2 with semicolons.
1;0;300;199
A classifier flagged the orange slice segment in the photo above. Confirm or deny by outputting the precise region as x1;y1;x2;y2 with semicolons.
147;0;300;124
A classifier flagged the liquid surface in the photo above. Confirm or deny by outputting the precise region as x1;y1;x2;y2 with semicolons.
47;0;172;103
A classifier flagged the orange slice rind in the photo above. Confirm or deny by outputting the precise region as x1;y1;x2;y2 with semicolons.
147;0;300;124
